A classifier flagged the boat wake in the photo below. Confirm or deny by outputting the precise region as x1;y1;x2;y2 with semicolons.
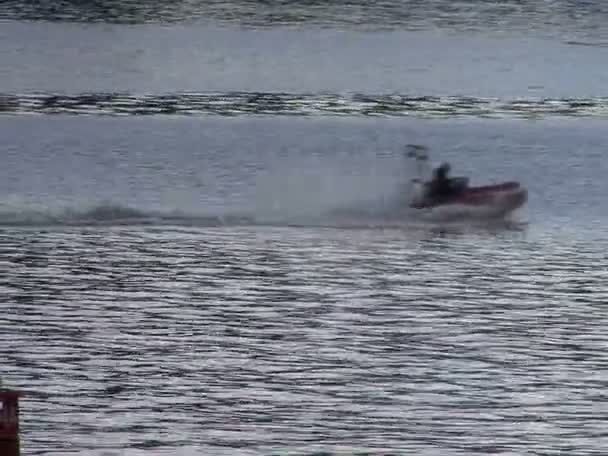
0;201;527;232
0;204;254;228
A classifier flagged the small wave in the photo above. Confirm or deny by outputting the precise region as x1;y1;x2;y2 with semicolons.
0;203;396;229
565;40;608;48
0;204;257;228
0;206;400;229
0;203;527;234
2;92;608;119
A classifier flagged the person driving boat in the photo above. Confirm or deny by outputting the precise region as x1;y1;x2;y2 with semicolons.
405;144;528;216
428;162;453;199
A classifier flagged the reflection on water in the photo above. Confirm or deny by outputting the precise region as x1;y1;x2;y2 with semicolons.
2;226;608;455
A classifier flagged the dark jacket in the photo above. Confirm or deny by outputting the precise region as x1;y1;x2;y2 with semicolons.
430;166;452;197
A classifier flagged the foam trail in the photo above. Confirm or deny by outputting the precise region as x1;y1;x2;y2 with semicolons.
0;198;410;228
0;203;246;227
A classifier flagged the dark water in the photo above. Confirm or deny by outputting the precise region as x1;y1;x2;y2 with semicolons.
2;2;608;455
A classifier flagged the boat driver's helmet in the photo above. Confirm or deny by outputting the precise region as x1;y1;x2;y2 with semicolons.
436;162;450;177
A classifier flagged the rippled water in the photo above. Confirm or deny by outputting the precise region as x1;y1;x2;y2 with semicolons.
3;224;608;455
2;114;608;455
3;1;608;455
2;0;608;37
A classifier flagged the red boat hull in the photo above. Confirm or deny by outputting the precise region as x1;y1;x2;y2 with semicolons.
443;182;522;206
411;181;527;214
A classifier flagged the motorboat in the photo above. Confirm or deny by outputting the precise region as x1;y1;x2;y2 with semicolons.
406;145;528;219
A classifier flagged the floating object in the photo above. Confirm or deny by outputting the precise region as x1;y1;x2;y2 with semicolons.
0;390;23;456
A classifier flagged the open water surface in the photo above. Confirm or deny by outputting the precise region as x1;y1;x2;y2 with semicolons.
1;1;608;455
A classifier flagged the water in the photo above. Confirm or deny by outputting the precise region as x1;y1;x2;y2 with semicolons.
3;224;607;456
2;1;608;455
